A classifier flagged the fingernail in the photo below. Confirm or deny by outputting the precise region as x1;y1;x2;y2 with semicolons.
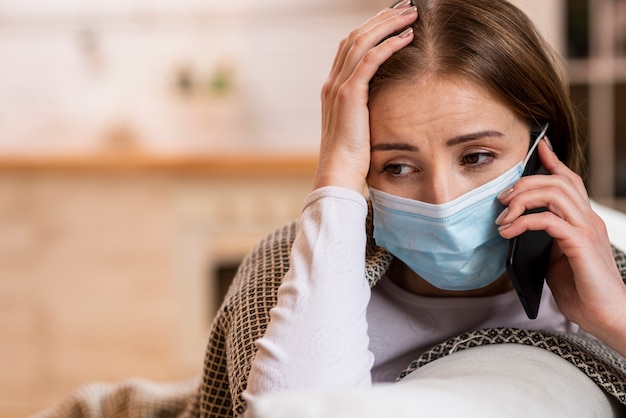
398;27;414;38
495;208;508;225
497;187;514;200
391;0;412;9
498;224;512;232
400;5;417;15
543;136;553;152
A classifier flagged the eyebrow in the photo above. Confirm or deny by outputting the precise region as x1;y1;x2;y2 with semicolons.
446;130;504;146
371;130;505;152
371;142;419;152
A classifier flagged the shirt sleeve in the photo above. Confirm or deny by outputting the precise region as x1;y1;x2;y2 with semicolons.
242;186;375;405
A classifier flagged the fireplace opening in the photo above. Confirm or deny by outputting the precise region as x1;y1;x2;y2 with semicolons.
213;261;241;309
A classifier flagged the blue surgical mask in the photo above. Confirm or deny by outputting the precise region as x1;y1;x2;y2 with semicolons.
369;126;548;291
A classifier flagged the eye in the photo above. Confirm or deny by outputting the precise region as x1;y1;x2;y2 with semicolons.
381;163;417;177
461;152;495;167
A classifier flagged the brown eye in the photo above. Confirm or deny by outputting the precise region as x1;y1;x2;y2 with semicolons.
388;165;403;175
464;154;480;164
461;152;494;166
382;163;416;177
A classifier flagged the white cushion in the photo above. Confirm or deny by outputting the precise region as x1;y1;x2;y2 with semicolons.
591;200;626;252
246;345;621;418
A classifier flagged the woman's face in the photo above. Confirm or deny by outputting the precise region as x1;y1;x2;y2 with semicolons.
368;75;530;202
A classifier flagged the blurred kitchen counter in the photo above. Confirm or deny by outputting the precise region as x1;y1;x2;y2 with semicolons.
0;154;318;175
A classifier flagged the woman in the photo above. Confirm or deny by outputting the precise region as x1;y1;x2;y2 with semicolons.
33;1;625;417
197;0;626;416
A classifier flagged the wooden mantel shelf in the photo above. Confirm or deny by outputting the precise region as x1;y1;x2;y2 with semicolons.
0;154;319;176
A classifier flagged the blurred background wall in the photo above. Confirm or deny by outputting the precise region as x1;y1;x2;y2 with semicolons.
0;0;381;157
0;0;624;416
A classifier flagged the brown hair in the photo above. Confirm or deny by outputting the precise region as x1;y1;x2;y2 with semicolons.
370;0;585;175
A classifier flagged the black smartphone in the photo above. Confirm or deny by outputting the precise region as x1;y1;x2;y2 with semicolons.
505;127;553;320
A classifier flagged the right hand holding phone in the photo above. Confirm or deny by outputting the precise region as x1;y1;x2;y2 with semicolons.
313;2;417;193
498;139;626;357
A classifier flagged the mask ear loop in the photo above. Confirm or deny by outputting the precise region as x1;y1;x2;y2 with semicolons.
522;123;550;168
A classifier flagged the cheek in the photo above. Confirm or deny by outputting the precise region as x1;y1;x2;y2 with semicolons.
366;167;393;195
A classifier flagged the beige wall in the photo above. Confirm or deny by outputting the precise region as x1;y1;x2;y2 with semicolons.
0;168;312;416
511;0;564;53
0;5;376;158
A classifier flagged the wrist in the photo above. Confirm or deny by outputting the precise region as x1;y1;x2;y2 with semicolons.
312;174;365;194
588;287;626;358
313;163;367;194
606;300;626;358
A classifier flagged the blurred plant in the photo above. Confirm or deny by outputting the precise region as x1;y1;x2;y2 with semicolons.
208;61;235;96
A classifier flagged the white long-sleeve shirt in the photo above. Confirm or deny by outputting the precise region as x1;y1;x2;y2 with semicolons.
243;186;579;404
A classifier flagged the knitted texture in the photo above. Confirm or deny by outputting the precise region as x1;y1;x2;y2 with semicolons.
32;378;199;418
35;211;626;417
195;212;626;417
397;327;626;404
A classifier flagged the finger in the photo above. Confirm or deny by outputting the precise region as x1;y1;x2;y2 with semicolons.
497;142;590;224
337;19;416;100
320;29;414;150
342;26;415;95
496;188;584;229
334;0;412;72
497;210;581;249
323;23;415;124
500;205;616;283
499;141;587;206
332;7;417;87
537;139;588;198
329;5;412;79
324;7;416;118
496;174;594;228
390;0;413;9
497;205;610;263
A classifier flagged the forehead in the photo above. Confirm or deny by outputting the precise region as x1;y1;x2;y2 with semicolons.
368;74;519;137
